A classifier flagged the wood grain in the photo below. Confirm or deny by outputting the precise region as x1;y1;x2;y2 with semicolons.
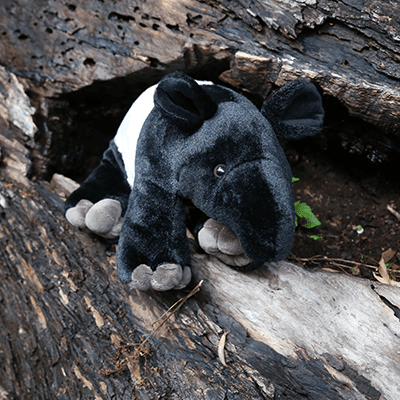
1;2;400;398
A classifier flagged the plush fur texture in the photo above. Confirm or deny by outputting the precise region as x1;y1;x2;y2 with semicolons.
261;78;324;140
64;71;324;290
64;142;131;213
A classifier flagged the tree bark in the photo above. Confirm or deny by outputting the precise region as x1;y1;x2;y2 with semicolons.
1;0;400;180
1;64;400;400
2;162;400;400
2;1;400;399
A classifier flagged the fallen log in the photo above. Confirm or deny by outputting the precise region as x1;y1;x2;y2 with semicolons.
1;67;400;400
1;0;400;181
1;1;400;398
1;150;400;399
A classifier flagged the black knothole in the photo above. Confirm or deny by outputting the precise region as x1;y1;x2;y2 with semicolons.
166;23;180;32
84;58;96;67
108;12;135;22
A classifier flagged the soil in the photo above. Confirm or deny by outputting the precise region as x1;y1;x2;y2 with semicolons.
283;138;400;282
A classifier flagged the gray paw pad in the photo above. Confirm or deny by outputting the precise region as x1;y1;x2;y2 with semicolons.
174;266;192;290
218;225;243;256
215;252;251;268
130;264;153;291
151;264;183;291
65;199;93;229
198;219;251;267
198;219;221;254
85;199;122;236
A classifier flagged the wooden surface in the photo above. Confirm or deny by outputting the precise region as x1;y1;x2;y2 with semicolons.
1;74;400;399
0;0;400;181
1;158;399;399
193;252;400;400
1;174;399;399
2;1;400;399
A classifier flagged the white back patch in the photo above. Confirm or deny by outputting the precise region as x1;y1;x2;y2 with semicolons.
114;80;214;187
114;84;157;187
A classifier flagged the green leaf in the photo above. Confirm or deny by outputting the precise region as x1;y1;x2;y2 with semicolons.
292;177;300;183
294;201;321;229
308;235;323;240
386;262;393;268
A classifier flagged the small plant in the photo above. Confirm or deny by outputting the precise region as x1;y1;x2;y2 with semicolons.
308;234;323;241
292;177;322;238
294;201;321;228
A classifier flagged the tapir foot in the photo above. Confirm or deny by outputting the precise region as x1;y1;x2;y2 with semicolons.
198;219;251;268
65;199;123;239
130;264;192;291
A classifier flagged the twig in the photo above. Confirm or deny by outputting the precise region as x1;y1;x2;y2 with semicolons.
218;332;228;367
327;260;351;275
292;254;400;274
140;280;203;350
292;254;375;268
387;204;400;221
100;280;203;376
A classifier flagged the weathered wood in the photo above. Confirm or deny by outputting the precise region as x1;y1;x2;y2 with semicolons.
1;0;400;180
1;145;400;399
1;160;398;400
1;68;400;400
0;66;35;186
2;2;400;399
193;253;400;400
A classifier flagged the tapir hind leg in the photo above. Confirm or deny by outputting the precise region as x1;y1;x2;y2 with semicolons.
64;142;131;239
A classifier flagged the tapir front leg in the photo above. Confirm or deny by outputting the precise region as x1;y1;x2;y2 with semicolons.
117;181;192;291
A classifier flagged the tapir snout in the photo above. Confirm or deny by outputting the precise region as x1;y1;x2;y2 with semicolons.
212;158;295;269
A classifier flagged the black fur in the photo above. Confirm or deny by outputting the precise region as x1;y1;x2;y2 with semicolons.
63;141;131;214
64;71;324;283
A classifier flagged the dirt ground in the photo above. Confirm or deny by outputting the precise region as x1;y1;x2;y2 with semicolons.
283;138;400;283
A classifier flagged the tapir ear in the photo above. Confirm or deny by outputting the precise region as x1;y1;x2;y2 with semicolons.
261;78;324;140
154;71;217;132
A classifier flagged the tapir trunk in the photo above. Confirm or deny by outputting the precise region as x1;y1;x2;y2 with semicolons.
213;159;295;269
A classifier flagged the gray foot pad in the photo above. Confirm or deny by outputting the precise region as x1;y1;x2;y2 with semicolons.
130;264;153;291
129;264;192;291
65;199;93;229
65;198;123;239
198;219;251;267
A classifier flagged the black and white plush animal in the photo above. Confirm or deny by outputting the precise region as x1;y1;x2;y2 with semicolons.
64;71;324;291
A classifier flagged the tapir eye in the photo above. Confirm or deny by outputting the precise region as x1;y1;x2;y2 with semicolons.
213;164;226;178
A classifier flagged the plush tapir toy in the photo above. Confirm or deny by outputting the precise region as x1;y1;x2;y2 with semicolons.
64;71;324;291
